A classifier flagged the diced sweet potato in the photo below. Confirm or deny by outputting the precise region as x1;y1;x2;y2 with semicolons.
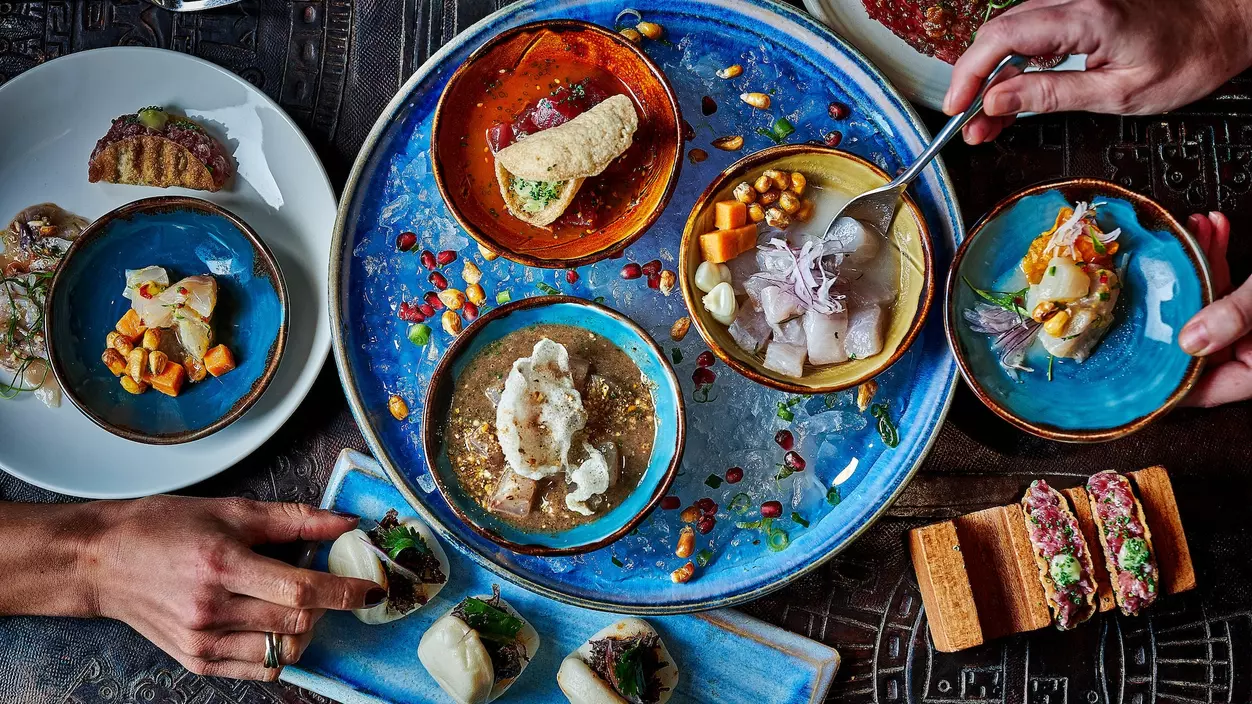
204;344;236;377
143;361;186;397
115;309;147;343
700;224;759;264
714;200;747;230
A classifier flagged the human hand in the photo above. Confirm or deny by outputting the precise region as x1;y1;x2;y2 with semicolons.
83;496;385;681
1178;211;1252;407
943;0;1252;144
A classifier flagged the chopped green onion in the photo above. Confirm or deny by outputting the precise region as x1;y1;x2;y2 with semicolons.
869;403;900;448
457;597;523;639
776;402;794;421
962;277;1030;315
756;117;796;144
407;323;431;346
1047;355;1054;381
767;526;790;551
791;512;809;528
496;290;512;304
611;554;624;568
826;486;842;506
729;493;752;514
535;282;561;295
695;549;714;567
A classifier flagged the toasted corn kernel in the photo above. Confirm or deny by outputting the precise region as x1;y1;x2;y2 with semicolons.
764;207;791;229
141;328;162;351
753;175;773;193
1043;309;1071;336
733;182;757;204
716;64;743;79
478;243;499;261
670;316;691;341
676;527;696;558
109;331;134;356
789;172;807;195
620;27;642;43
659;270;677;296
680;506;701;523
795;200;814;222
120;376;148;395
740;92;771;109
758;189;781;207
185;357;207;383
711;135;743;151
779;192;801;214
388;394;409;420
126;348;147;385
635;21;663;40
462;261;482;285
101;349;126;377
442;310;462;335
763;169;789;190
148;350;169;375
466;283;486;305
856;380;879;412
438;288;466;310
1031;301;1056;323
671;561;695;583
747;203;766;223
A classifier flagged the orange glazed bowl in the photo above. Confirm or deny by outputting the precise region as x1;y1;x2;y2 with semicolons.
431;19;682;268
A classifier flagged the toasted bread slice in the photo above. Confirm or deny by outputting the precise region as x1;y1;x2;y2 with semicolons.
1087;470;1159;616
89;135;219;191
1020;480;1098;630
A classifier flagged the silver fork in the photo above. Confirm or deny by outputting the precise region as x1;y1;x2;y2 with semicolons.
142;0;244;10
825;54;1031;238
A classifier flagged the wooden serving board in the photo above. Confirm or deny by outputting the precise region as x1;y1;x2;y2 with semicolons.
908;466;1195;652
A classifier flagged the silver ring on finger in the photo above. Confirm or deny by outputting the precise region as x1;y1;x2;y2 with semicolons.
263;631;282;669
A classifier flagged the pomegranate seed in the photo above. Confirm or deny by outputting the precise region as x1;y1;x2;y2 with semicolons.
647;272;661;289
696;350;715;368
396;232;417;252
701;96;717;116
697;517;716;534
761;501;782;518
660;496;681;510
783;451;806;471
642;259;662;276
424;291;444;310
775;429;794;450
621;263;642;280
695;497;716;514
828;101;850;120
420;250;436;270
463;301;480;321
429;272;448;290
437;250;457;266
566;269;579;284
823;131;843;148
692;367;715;386
398;302;424;322
725;466;744;484
419;303;436;317
681;119;696;141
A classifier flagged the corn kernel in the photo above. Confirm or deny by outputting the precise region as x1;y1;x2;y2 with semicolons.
120;376;148;395
733;182;757;204
856;380;879;412
185;357;207;383
1044;309;1071;336
763;169;789;190
126;348;147;385
141;328;162;351
671;561;695;583
676;527;695;558
101;349;126;377
753;175;773;193
438;288;466;310
716;64;743;79
109;331;134;356
758;189;780;207
764;207;791;229
478;243;499;261
388;394;409;420
1031;301;1056;323
670;316;691;341
680;506;701;523
148;350;169;375
740;92;771;109
795;200;814;222
789;172;807;195
442;310;462;335
779;192;800;214
462;261;482;285
659;270;676;296
620;27;642;43
747;203;765;223
466;283;486;305
635;21;663;40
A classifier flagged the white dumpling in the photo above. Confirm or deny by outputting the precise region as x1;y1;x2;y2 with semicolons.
419;614;495;704
803;310;849;365
496;339;587;481
326;529;389;624
558;618;679;704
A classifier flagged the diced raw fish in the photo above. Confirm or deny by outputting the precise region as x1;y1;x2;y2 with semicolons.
166;275;218;319
769;317;806;346
845;305;885;359
803;310;849;365
598;441;621;488
847;276;896;308
761;286;803;324
568;354;590;392
743;276;772;307
488;471;538;518
484;382;504;407
756;246;792;274
728;304;772;353
464;422;503;462
728;251;760;294
176;316;213;361
763;341;807;378
826;217;881;265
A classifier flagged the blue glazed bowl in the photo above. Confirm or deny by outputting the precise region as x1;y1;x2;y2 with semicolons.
422;296;684;555
945;179;1213;442
46;197;289;445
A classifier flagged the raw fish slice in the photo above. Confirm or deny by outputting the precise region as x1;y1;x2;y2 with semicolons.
845;276;896;308
488;471;538;518
122;266;170;298
743;276;772;307
124;266;175;328
845;305;885;359
763;341;806;378
760;286;803;324
728;304;772;353
803;309;849;365
727;250;760;294
161;275;218;319
825;217;881;265
176;315;213;361
769;318;806;346
755;246;792;274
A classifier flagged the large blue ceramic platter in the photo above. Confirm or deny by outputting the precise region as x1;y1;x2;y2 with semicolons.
331;0;962;612
946;179;1212;442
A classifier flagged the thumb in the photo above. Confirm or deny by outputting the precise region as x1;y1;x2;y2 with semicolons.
218;498;361;545
1179;274;1252;356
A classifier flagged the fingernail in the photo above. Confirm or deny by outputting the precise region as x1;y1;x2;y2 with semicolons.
1179;320;1209;355
942;93;952;114
329;510;360;521
365;587;387;607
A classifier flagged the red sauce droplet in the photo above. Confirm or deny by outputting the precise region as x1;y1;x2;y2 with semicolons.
696;351;715;368
725;467;744;484
775;429;794;450
396;232;417;252
761;501;782;518
620;263;642;280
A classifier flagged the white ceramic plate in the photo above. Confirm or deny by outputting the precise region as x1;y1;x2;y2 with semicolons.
803;0;1085;109
0;47;335;498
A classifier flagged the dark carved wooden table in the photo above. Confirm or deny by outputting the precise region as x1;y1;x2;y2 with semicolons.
1;2;1250;703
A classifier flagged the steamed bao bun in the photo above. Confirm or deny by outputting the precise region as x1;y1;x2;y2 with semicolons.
557;618;679;704
326;515;450;625
418;592;540;704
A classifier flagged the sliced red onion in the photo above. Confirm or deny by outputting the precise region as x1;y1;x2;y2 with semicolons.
964;303;1040;377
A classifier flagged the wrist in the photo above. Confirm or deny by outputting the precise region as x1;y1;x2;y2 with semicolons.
69;500;123;619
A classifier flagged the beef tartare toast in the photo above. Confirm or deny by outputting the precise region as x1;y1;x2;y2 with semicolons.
1087;470;1159;616
88;107;233;192
1020;479;1098;629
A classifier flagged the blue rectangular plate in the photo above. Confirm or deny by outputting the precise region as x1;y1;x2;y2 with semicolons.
281;449;840;703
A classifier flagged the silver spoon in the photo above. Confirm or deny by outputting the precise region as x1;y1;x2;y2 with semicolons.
825;54;1031;238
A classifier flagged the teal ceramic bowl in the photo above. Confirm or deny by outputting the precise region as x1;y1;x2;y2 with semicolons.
423;296;684;555
945;179;1213;442
46;197;289;445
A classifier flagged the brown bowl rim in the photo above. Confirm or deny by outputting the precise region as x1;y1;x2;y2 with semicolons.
943;177;1214;443
678;143;936;394
429;18;684;270
420;294;686;556
44;196;289;446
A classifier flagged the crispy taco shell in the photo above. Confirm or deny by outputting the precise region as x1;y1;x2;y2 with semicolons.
494;164;583;228
88;135;221;192
1087;471;1158;616
1020;482;1098;630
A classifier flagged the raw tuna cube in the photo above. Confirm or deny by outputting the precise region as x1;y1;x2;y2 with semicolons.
728;304;772;353
763;341;807;378
845;305;885;359
488;471;538;517
825;216;881;265
803;310;849;365
761;286;804;324
769;317;807;346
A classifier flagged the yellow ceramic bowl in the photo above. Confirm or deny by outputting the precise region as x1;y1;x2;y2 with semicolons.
678;144;934;394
